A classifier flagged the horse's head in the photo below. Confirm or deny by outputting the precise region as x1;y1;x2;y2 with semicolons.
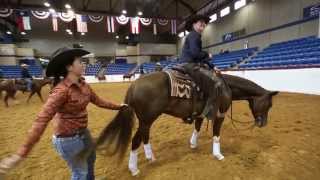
248;91;279;128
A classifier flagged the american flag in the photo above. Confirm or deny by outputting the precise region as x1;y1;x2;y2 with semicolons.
52;13;58;32
106;16;115;33
130;17;140;34
76;14;88;33
171;20;176;34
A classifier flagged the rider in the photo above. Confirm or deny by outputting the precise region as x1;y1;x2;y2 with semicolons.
180;15;222;120
0;68;3;79
155;62;163;72
21;64;33;91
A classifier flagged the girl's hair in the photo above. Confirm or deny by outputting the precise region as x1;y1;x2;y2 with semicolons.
52;57;78;86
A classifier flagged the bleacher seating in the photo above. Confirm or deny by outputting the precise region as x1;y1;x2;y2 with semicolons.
85;63;102;76
0;65;42;78
209;47;258;69
105;63;137;75
240;36;320;69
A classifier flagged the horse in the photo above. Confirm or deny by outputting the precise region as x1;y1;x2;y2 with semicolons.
123;73;135;82
0;78;52;107
95;71;278;176
0;79;17;107
25;78;52;103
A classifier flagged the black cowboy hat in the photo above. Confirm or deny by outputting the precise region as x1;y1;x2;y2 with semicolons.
185;14;210;31
46;47;90;77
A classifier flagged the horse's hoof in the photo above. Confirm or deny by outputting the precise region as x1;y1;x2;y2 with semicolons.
147;157;156;163
190;144;197;149
130;169;140;176
213;153;224;160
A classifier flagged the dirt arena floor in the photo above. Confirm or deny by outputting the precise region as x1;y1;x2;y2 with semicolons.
0;82;320;180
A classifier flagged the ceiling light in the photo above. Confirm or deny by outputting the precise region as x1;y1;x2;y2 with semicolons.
65;4;71;9
44;2;50;7
209;13;217;23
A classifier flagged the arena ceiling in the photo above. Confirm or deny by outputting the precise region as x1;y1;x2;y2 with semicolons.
0;0;233;20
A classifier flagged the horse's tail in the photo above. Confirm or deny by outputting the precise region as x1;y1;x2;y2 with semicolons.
96;84;135;161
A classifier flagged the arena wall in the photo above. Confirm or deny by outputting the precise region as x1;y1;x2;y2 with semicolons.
84;67;320;95
178;0;320;54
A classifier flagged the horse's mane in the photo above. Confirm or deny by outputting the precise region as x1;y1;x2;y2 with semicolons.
221;74;267;96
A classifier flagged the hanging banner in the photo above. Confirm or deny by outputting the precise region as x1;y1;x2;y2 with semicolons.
130;17;140;34
76;14;88;32
106;16;115;33
31;10;50;19
171;19;176;34
88;15;104;23
0;8;13;17
157;18;169;26
153;23;157;35
52;13;58;31
116;15;130;25
140;18;152;26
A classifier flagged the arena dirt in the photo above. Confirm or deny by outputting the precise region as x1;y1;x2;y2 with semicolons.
0;82;319;180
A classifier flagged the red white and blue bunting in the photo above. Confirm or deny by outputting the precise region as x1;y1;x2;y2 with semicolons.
0;8;13;17
88;15;104;23
140;18;152;26
0;8;177;35
58;12;74;22
31;10;50;19
116;15;130;25
157;18;169;26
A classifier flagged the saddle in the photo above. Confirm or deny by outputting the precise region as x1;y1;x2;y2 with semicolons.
164;66;205;123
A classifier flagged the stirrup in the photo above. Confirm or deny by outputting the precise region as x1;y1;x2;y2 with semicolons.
182;117;194;124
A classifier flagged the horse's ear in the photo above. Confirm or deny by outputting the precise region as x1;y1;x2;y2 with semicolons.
269;91;279;97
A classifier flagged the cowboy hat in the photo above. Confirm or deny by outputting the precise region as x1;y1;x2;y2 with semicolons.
46;47;90;77
20;63;29;67
185;14;210;31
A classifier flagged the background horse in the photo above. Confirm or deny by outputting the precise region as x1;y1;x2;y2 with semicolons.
96;72;278;176
0;79;17;107
123;73;135;81
25;78;52;103
0;78;52;107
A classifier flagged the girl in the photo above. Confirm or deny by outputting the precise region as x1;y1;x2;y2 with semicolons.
0;47;127;180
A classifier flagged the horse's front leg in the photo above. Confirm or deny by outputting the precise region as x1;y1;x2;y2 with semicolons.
212;111;225;160
190;118;204;149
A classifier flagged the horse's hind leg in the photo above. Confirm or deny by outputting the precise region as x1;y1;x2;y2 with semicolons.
141;124;156;162
4;94;9;107
129;128;142;176
36;91;44;102
212;111;226;160
190;118;204;149
129;117;158;176
27;91;36;103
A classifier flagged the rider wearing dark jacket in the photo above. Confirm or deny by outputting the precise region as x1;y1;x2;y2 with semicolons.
181;15;222;120
180;30;209;63
21;64;32;91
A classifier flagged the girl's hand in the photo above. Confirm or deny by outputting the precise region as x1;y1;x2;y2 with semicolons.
0;154;23;174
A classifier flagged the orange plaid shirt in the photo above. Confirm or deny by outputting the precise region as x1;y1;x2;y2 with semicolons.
17;77;121;157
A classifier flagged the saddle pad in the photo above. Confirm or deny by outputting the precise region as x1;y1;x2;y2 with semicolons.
164;70;194;99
